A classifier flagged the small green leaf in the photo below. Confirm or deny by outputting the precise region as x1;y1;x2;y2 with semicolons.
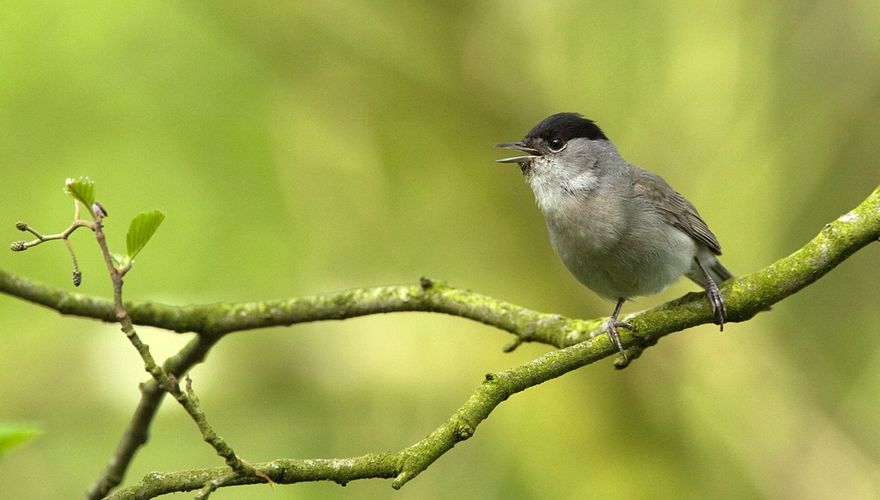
0;424;40;455
126;210;165;259
110;252;130;270
64;177;96;209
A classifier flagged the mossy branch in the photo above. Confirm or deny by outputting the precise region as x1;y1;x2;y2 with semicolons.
2;186;878;498
3;187;879;350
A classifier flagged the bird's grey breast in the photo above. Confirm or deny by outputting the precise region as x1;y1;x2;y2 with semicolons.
529;162;698;298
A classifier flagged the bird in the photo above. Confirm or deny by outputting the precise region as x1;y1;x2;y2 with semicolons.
496;112;732;359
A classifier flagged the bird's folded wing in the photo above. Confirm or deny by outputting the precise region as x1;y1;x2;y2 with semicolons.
633;172;723;255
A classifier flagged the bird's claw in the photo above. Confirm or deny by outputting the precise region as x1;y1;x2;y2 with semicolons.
705;283;727;331
605;319;634;360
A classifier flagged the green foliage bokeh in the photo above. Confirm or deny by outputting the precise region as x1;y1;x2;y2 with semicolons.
1;1;878;499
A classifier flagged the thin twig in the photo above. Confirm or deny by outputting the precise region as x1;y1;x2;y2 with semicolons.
10;220;94;251
85;335;221;499
88;212;269;493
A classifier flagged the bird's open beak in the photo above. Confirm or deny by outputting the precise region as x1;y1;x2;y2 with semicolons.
495;142;541;163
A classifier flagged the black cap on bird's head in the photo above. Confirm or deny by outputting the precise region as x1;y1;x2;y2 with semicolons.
525;112;607;143
495;112;608;166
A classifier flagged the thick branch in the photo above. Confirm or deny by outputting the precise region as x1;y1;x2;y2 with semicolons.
105;334;619;499
3;187;879;348
0;271;589;346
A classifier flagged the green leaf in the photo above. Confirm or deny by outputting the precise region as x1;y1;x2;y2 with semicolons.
126;210;165;259
64;177;96;209
0;424;40;455
110;252;130;270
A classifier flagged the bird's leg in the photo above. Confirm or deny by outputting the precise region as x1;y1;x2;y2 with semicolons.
605;298;633;359
694;257;727;330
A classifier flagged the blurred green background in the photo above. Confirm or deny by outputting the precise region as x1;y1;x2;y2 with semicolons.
1;1;879;498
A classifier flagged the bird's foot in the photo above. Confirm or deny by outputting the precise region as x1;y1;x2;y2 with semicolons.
705;282;727;331
695;257;729;331
605;319;634;360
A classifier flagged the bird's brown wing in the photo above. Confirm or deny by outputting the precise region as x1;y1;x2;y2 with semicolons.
633;171;723;255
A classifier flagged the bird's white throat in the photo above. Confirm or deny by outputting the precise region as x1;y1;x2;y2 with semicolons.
527;158;599;216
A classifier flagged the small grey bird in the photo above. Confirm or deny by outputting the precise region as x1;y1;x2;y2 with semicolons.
496;112;732;358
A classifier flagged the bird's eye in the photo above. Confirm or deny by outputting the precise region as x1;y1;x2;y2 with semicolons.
547;138;566;152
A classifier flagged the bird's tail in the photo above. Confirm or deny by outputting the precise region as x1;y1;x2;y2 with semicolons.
688;254;733;287
708;259;733;283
